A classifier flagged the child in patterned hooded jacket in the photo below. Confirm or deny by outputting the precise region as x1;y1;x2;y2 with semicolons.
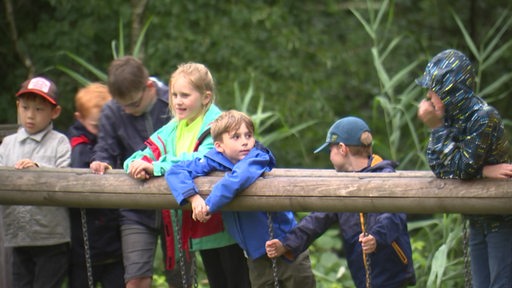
416;49;512;288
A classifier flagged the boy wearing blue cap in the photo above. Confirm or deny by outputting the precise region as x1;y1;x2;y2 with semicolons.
417;49;512;288
266;116;416;288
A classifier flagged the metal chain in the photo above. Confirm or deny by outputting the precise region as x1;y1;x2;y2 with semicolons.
462;216;472;288
192;250;198;288
171;209;189;288
359;213;371;288
80;208;95;288
267;212;280;288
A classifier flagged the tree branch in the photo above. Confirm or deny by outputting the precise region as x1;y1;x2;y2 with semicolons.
3;0;35;77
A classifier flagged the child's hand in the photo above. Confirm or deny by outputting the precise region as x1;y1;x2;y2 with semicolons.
265;239;286;258
127;160;153;180
90;161;112;175
483;163;512;179
189;194;211;222
14;159;38;169
418;98;444;129
359;233;377;254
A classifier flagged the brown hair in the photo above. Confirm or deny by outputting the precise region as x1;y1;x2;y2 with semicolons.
211;110;254;142
107;56;148;101
75;83;111;118
169;62;216;116
347;131;373;157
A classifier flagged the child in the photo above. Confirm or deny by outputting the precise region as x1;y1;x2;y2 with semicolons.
89;56;178;288
0;76;71;288
416;49;512;288
67;83;124;288
265;116;416;288
166;110;316;288
124;64;250;288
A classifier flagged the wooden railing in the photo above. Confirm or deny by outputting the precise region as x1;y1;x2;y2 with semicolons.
1;166;511;286
0;167;510;214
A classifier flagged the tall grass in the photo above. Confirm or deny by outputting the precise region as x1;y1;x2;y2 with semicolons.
350;0;426;170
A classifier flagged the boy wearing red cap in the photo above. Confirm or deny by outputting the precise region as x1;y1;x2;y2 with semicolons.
0;76;71;288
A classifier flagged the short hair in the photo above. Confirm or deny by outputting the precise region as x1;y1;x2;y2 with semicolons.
211;110;254;142
347;131;373;157
107;56;148;101
169;62;216;116
75;83;111;118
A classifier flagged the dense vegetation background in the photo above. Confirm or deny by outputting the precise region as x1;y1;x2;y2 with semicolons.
3;0;511;169
2;0;512;286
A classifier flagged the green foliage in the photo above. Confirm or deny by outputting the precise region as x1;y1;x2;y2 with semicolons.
55;16;153;86
350;0;426;170
408;214;467;287
232;79;316;155
453;10;512;103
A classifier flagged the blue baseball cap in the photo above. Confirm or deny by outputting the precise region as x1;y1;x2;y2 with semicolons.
314;116;371;154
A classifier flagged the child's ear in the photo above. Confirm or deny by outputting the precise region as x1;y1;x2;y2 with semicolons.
51;105;62;120
74;111;86;125
214;141;224;153
202;91;212;106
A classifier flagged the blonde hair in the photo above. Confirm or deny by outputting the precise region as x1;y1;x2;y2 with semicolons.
347;131;373;157
169;62;216;117
75;83;112;118
211;110;254;142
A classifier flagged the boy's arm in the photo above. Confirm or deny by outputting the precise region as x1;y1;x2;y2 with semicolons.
427;108;503;179
93;103;122;167
165;157;214;206
151;135;214;176
281;212;339;258
366;213;408;247
205;149;271;212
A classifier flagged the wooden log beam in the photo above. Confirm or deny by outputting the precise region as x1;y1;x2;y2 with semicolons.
0;167;510;214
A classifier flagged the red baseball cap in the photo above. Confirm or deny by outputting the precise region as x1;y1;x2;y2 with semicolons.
16;77;58;105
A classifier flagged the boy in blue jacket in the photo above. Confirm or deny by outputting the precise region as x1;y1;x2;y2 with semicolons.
265;116;416;288
166;110;315;288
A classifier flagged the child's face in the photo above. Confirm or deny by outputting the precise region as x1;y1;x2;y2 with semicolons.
214;123;256;164
117;84;151;117
171;76;211;123
426;90;445;114
75;109;101;136
17;96;60;135
329;143;348;172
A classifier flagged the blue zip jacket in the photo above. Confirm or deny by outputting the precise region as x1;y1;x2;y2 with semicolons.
281;157;415;288
166;142;297;260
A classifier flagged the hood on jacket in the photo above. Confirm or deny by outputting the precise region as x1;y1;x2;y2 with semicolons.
416;49;479;120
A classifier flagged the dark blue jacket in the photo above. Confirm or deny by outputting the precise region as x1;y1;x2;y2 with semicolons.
67;121;122;264
281;157;415;288
167;142;297;260
92;79;171;228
